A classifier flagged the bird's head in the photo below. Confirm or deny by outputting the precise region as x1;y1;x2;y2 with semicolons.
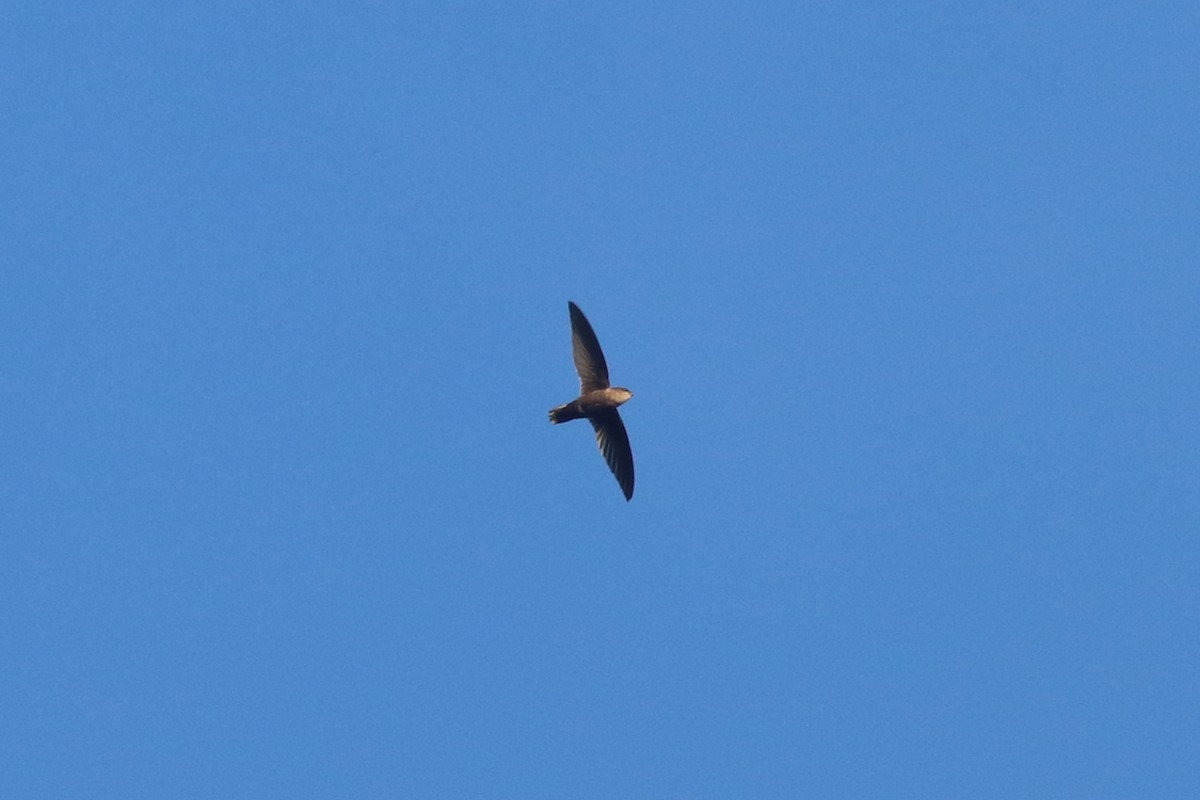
611;387;633;405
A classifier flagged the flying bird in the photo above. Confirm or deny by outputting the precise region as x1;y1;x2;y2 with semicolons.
549;301;635;501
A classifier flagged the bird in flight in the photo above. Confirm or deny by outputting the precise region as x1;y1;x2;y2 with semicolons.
549;301;635;501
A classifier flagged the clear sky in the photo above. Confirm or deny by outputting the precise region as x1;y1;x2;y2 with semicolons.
3;3;1198;798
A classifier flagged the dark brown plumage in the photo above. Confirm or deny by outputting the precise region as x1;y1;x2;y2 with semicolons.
549;302;635;501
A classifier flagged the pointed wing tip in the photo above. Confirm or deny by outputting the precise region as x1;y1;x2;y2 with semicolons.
568;302;610;391
592;411;634;503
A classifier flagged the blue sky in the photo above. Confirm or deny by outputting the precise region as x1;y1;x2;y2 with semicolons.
3;2;1198;797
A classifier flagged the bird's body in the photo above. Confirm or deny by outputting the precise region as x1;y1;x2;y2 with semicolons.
548;387;634;424
549;302;635;501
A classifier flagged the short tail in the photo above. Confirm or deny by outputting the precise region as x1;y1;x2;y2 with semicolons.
549;404;581;424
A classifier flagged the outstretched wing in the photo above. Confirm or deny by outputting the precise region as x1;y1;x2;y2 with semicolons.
569;301;610;393
590;409;634;501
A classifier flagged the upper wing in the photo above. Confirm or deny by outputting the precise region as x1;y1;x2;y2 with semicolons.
590;410;634;501
569;301;610;393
